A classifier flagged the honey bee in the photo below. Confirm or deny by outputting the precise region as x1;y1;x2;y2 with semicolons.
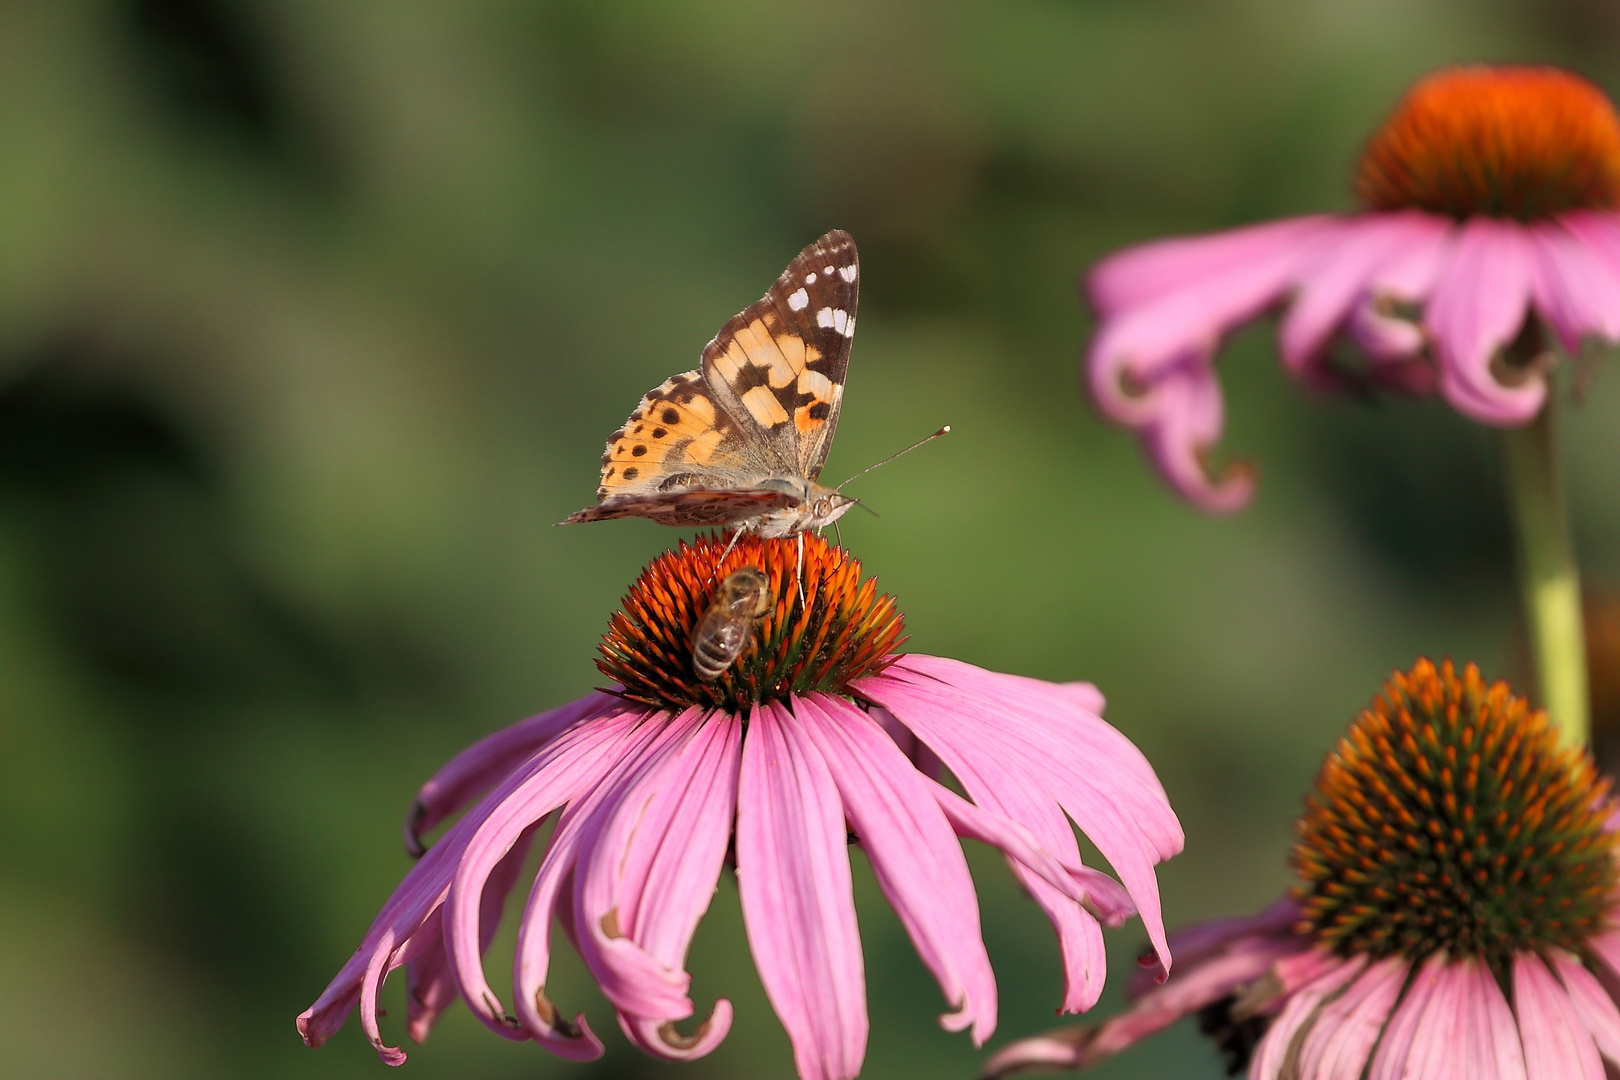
691;566;773;681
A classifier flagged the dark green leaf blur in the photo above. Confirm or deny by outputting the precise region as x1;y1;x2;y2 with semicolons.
4;2;1619;1078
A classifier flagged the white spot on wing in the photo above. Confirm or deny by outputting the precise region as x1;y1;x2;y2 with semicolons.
834;309;849;336
839;264;858;282
805;272;818;284
816;307;835;328
824;266;835;275
787;288;809;311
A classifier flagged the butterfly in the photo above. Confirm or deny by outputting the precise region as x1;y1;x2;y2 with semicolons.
561;230;861;538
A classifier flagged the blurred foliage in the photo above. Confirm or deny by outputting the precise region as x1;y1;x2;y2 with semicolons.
3;2;1620;1078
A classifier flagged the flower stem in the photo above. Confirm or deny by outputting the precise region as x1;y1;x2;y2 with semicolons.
1502;394;1589;745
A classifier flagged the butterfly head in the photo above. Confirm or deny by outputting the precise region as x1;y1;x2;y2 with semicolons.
750;479;857;538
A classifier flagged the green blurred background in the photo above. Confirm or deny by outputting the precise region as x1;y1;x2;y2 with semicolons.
5;2;1620;1077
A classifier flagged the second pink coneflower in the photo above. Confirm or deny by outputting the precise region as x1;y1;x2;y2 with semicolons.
985;659;1620;1080
297;532;1182;1080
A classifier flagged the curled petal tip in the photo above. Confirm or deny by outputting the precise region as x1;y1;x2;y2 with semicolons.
403;801;427;858
981;1027;1094;1079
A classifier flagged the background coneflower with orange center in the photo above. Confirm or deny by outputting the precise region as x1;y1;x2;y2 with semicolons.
1084;63;1620;744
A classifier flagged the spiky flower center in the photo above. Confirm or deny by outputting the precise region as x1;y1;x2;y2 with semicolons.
1293;658;1618;967
1356;66;1620;220
597;532;905;713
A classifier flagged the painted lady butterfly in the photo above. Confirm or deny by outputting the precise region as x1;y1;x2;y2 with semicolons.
562;230;861;537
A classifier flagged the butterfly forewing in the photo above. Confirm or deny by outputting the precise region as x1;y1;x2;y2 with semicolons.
700;230;858;481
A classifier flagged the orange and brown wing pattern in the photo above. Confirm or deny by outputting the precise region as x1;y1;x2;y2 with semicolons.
701;229;858;481
594;369;757;499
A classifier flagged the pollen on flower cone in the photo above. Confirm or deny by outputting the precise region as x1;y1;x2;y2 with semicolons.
1292;658;1619;965
1357;65;1620;219
597;531;906;712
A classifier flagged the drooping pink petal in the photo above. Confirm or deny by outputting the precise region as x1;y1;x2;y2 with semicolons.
575;710;741;1060
406;823;539;1042
1088;215;1334;317
442;707;660;1054
1424;217;1545;425
296;704;642;1060
1090;935;1300;1060
1551;950;1620;1065
1088;217;1337;433
1147;898;1298;980
854;669;1111;1012
930;779;1134;926
405;693;614;855
736;701;867;1080
1516;952;1605;1080
792;694;998;1044
858;658;1179;977
981;934;1300;1077
1249;951;1366;1080
1367;952;1447;1080
1296;954;1408;1080
1280;212;1451;376
1527;219;1620;353
889;656;1178;857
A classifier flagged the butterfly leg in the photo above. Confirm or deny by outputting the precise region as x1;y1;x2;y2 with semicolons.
710;527;745;585
796;532;806;609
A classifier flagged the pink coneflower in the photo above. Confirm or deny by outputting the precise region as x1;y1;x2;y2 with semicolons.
297;532;1182;1080
1088;65;1620;513
984;658;1620;1080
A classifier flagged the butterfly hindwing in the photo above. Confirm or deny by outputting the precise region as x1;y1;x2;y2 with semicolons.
700;230;858;481
563;488;796;527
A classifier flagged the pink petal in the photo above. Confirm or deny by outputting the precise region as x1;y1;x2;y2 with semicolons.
930;779;1135;926
405;693;614;856
1249;951;1366;1080
1151;898;1298;979
1456;955;1528;1080
793;694;997;1043
575;710;741;1060
406;823;539;1042
855;670;1113;1012
1528;220;1620;352
1088;215;1334;317
296;704;640;1060
1367;952;1447;1080
859;658;1179;974
1551;950;1620;1065
1088;216;1338;429
443;709;659;1052
1583;930;1620;984
891;656;1176;853
1424;217;1545;425
980;933;1300;1077
1280;212;1451;376
1517;952;1605;1080
737;701;866;1080
1297;955;1408;1080
1137;359;1255;513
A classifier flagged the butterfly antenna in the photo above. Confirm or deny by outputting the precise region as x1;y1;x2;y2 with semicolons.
834;426;950;491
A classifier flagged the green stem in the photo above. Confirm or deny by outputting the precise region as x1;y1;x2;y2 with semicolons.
1502;394;1589;746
